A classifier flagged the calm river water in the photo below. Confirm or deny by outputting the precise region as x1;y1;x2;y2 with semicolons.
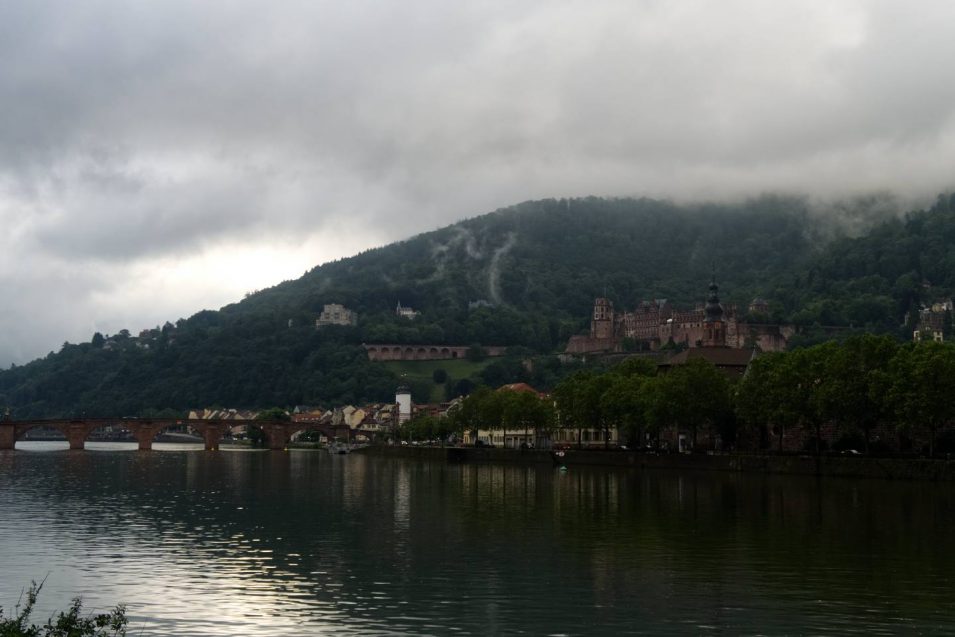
1;443;953;635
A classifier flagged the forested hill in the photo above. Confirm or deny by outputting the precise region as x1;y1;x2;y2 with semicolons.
240;195;821;327
787;192;955;331
2;193;954;417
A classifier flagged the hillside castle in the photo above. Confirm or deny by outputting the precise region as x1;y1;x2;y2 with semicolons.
566;280;794;354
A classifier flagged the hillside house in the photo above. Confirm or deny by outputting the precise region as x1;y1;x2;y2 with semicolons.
396;301;420;319
316;303;358;327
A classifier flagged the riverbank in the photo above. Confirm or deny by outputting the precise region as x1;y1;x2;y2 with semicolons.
356;446;955;481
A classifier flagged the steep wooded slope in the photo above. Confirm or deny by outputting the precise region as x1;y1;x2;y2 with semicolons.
2;193;951;417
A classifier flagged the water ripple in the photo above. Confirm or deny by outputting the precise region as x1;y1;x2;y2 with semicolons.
1;446;954;635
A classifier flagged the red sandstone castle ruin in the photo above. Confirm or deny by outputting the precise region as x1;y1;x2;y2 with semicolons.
565;280;794;355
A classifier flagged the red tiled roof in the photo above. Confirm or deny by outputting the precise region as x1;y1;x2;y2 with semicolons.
660;347;754;369
497;383;544;396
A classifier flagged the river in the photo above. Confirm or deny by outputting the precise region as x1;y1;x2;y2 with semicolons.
1;444;953;635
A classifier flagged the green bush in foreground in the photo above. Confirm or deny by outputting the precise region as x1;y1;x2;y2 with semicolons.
0;582;127;636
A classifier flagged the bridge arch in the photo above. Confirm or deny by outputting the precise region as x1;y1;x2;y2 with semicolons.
212;421;269;449
14;421;100;450
13;422;70;450
288;423;332;445
15;422;67;439
85;421;137;450
144;421;209;450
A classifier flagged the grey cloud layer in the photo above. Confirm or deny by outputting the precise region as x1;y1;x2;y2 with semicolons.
1;0;955;364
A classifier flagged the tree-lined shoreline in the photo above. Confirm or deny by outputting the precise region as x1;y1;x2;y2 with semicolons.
432;336;955;457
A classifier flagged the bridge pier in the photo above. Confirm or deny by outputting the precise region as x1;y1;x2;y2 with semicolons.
132;427;154;451
333;425;353;445
203;427;223;451
67;423;88;450
0;422;14;450
131;422;168;451
266;425;287;451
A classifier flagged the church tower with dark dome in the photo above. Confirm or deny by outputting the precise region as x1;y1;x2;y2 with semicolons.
702;277;726;347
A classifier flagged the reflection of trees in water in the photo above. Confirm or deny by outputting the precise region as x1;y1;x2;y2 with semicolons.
549;468;955;623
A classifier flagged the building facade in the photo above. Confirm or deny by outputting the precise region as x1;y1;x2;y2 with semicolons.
316;303;358;327
566;281;793;355
396;301;419;319
913;299;952;343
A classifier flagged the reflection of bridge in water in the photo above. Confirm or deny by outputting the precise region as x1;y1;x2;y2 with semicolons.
0;418;379;451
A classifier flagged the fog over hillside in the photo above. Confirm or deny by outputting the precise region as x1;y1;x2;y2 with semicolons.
2;1;955;365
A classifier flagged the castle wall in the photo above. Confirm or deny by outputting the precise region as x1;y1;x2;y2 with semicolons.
566;335;619;354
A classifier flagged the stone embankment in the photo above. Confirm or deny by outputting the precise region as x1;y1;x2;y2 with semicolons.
356;446;955;481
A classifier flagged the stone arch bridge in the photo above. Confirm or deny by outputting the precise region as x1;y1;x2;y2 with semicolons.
0;418;380;451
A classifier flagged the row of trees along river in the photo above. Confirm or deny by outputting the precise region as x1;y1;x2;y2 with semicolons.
401;335;955;457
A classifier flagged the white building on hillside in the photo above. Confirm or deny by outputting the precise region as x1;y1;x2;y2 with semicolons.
316;303;358;327
396;301;419;319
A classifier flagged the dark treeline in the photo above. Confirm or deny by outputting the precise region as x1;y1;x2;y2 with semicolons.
737;335;955;457
445;356;731;451
448;336;955;457
3;193;955;416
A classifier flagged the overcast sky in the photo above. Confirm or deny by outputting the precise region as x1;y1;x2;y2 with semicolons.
2;1;955;365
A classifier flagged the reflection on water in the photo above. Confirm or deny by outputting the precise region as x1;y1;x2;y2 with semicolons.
15;441;209;452
0;445;953;635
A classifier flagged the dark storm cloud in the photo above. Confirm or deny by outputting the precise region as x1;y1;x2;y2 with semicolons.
2;0;955;364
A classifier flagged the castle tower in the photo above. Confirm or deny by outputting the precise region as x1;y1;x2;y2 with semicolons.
591;297;615;340
702;278;726;347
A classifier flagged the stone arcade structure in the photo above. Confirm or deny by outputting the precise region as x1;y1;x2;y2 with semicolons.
0;417;376;451
363;344;507;362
